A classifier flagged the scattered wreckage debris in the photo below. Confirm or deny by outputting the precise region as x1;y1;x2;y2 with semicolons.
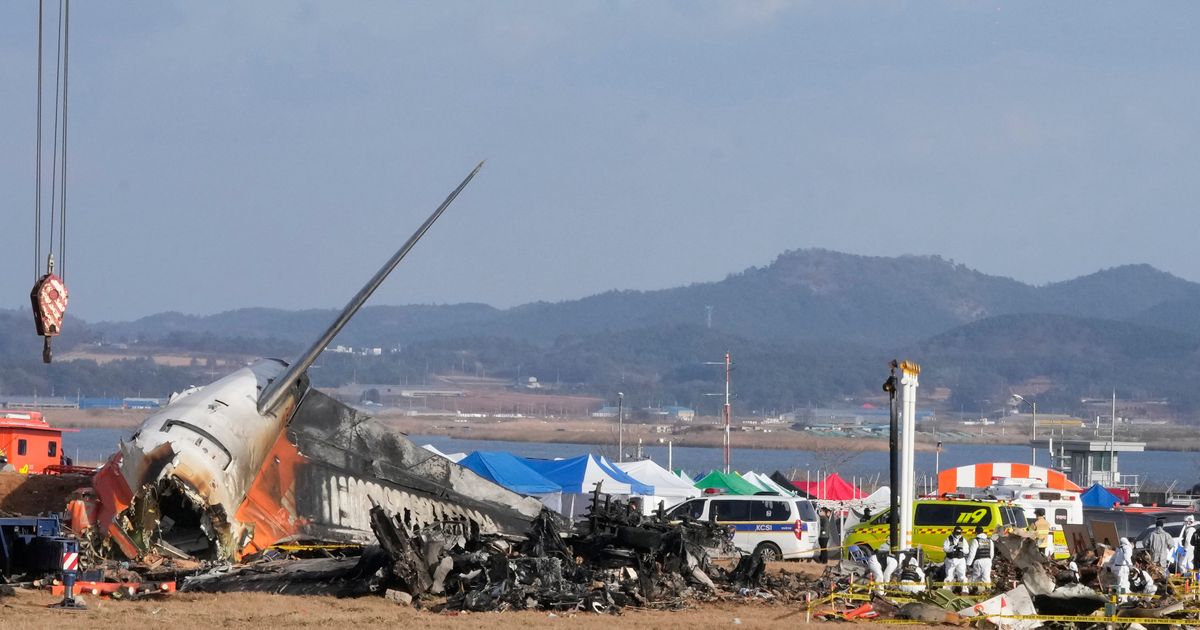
807;528;1200;627
171;490;820;614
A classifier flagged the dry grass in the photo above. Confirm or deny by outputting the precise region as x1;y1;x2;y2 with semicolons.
43;408;148;429
382;415;914;454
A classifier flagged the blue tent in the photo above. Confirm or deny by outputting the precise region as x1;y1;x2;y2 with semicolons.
1081;482;1122;508
459;451;562;495
520;454;654;495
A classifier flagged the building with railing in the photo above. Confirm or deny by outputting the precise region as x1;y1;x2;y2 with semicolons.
1032;438;1144;496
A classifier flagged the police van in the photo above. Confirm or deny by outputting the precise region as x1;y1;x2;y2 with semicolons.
842;497;1028;562
666;494;821;561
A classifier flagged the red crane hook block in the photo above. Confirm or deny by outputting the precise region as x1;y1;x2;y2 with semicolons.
31;272;69;363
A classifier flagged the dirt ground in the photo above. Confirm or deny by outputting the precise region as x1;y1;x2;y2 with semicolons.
4;561;881;630
0;473;89;515
3;589;879;630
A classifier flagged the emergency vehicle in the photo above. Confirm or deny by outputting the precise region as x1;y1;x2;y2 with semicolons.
666;494;821;561
842;496;1028;562
0;410;71;474
978;478;1082;559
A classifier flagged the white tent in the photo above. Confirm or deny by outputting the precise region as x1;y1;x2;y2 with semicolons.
741;471;797;497
616;459;701;514
522;454;654;519
420;443;466;463
831;486;892;531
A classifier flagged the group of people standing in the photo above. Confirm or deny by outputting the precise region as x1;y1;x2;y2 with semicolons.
1136;514;1199;583
942;525;995;594
1083;514;1199;599
863;524;996;595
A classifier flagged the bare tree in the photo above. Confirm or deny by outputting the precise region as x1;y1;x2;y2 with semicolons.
810;439;870;475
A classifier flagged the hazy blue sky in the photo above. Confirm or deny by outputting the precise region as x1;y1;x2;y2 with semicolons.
2;2;1197;321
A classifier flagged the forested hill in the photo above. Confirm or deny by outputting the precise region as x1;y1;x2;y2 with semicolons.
3;250;1200;417
87;250;1200;349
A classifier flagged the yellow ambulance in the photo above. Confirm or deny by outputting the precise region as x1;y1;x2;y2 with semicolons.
842;496;1029;561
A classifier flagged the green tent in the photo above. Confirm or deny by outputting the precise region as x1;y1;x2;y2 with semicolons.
694;470;762;495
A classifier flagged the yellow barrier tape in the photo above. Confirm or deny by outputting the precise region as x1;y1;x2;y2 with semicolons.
991;613;1199;624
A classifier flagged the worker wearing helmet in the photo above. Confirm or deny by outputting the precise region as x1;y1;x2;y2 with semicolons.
966;525;994;595
1027;508;1052;558
897;557;926;594
943;526;969;593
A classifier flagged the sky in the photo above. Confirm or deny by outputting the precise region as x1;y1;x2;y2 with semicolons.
2;1;1198;322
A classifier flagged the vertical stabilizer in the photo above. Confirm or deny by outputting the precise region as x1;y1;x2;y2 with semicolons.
258;162;484;415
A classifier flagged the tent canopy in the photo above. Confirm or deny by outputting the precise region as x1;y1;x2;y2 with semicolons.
1081;483;1122;508
695;470;763;495
420;443;466;463
521;454;653;495
792;472;864;501
615;460;700;499
742;471;796;496
458;451;562;495
770;471;811;497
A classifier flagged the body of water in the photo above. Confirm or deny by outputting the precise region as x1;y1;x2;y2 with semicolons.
63;428;1198;490
414;435;1197;490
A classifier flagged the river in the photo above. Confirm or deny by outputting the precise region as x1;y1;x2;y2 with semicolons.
62;428;1198;489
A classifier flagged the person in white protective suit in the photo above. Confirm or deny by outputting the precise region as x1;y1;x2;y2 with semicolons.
867;543;898;588
1109;537;1133;599
897;557;926;593
966;525;994;594
943;525;969;594
1179;515;1197;575
1129;565;1157;597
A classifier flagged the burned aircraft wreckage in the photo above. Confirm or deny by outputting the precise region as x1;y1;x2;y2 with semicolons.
76;163;546;563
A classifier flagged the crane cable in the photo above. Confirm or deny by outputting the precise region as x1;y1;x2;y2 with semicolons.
31;0;71;363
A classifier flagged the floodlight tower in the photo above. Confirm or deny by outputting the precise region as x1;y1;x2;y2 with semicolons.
898;361;920;554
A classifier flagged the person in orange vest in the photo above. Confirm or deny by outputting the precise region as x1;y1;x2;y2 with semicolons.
1028;508;1051;557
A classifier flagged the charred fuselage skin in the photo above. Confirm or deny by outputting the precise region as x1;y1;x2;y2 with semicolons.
92;359;299;559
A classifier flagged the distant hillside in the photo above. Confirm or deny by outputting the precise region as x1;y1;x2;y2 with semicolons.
1039;265;1200;320
1127;297;1200;338
4;249;1200;417
83;250;1200;349
914;313;1200;412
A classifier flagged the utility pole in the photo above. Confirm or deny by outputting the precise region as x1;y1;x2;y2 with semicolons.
704;352;733;472
722;352;732;473
617;392;624;463
1013;394;1037;466
884;361;899;552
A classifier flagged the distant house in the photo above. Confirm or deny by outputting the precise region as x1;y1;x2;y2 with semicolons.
123;397;162;410
664;406;695;422
591;406;619;418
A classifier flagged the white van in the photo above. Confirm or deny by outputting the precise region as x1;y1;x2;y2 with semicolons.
666;494;820;561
